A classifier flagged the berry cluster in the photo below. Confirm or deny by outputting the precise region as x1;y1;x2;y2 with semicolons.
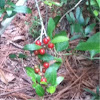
34;37;54;82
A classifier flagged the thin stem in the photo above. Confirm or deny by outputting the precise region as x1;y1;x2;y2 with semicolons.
59;0;83;22
34;0;47;42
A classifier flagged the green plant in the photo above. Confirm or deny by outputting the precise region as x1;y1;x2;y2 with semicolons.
84;86;100;100
25;16;41;38
66;6;96;41
22;17;69;97
86;0;100;21
0;0;31;18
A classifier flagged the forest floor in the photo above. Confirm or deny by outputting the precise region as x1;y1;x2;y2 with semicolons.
0;0;99;100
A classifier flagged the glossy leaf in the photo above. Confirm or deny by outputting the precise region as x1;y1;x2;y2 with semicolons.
40;81;47;85
55;41;69;52
93;10;99;16
76;7;84;25
54;57;62;63
55;76;64;86
69;12;75;22
85;17;90;25
13;6;31;14
48;62;61;71
66;14;73;24
45;67;57;85
9;54;17;59
53;16;61;26
51;31;69;43
35;74;41;83
76;32;100;51
25;67;36;83
0;0;5;8
84;88;96;96
35;84;45;96
70;24;74;35
18;53;27;59
90;50;99;59
24;44;42;51
38;53;54;62
46;86;56;94
85;24;96;35
76;42;100;51
47;18;55;39
70;35;81;41
6;7;13;16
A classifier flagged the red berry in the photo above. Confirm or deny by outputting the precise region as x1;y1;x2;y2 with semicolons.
47;36;50;42
35;40;41;46
34;68;40;74
34;50;39;55
43;62;49;68
48;43;54;48
43;38;49;44
39;48;45;55
41;77;47;82
42;68;46;73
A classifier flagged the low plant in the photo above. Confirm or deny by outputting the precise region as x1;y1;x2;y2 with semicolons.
84;86;100;100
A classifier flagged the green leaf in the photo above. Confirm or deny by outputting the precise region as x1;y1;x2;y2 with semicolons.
96;0;100;7
51;31;69;43
55;41;69;52
70;35;81;41
44;1;62;6
6;7;13;16
13;6;31;14
46;86;56;94
7;2;16;7
40;81;47;85
54;57;62;63
18;53;27;59
96;86;99;96
44;1;52;6
53;16;61;26
84;88;96;96
76;42;100;51
76;7;85;25
55;76;64;86
25;67;36;83
9;54;17;59
90;50;99;59
51;1;62;7
85;24;96;35
47;18;55;39
60;0;67;5
70;24;74;35
32;83;37;89
93;10;99;16
45;67;57;85
66;14;73;24
35;84;45;96
48;62;61;71
69;12;75;22
85;17;90;25
0;9;5;17
38;53;54;62
24;44;42;51
0;0;5;8
35;74;41;83
74;23;83;33
76;32;100;51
